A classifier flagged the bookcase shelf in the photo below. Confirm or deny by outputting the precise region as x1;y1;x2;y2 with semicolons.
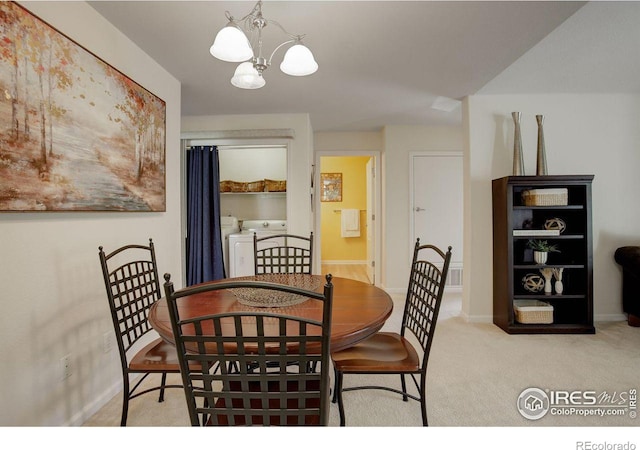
492;175;595;334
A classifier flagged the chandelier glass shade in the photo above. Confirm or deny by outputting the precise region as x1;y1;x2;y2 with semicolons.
280;44;318;76
210;0;318;89
210;25;253;62
231;62;266;89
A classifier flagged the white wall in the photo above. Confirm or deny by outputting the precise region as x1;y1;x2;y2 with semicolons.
182;114;314;237
314;131;383;152
0;2;182;425
464;93;640;322
219;146;287;181
382;125;464;290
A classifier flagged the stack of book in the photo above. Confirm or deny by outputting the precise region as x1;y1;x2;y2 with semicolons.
513;229;560;236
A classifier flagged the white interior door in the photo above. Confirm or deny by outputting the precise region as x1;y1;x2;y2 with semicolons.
366;157;375;284
411;153;463;283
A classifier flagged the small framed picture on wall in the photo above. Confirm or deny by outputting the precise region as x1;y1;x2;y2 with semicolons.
320;173;342;202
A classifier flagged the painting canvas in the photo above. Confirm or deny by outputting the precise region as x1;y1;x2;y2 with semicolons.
320;173;342;202
0;2;166;211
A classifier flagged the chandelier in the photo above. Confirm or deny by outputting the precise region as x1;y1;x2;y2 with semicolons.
210;0;318;89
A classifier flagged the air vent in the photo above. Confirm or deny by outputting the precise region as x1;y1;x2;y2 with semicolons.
446;267;463;287
431;96;461;112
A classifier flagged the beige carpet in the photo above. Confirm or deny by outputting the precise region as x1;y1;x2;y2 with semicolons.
83;292;640;429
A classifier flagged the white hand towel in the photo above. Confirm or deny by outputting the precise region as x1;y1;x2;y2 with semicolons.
341;209;360;238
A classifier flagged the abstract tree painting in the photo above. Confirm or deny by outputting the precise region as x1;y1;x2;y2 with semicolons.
320;173;342;202
0;2;166;211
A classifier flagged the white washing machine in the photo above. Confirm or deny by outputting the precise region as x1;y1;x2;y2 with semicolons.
220;216;239;277
228;219;287;278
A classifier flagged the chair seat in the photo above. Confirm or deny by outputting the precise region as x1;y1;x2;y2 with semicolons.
331;332;420;373
129;337;182;372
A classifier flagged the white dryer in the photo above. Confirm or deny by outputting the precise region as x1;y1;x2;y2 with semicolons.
220;216;239;277
228;220;287;278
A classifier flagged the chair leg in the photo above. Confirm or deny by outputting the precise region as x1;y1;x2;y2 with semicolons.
420;397;428;426
335;371;346;427
158;372;167;403
121;377;130;427
400;374;409;402
420;376;428;426
332;366;338;403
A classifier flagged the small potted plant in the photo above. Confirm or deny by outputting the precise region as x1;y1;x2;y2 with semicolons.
527;239;560;265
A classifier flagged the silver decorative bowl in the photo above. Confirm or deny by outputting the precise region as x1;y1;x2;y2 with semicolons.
232;274;321;308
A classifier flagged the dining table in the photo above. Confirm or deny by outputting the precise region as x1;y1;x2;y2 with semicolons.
149;274;393;353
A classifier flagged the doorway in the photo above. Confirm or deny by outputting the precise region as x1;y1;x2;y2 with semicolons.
410;152;463;289
315;152;380;285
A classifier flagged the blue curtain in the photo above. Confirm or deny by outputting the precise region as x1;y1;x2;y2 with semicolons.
186;145;224;285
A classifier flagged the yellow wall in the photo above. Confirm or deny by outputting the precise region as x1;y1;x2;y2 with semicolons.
320;156;370;261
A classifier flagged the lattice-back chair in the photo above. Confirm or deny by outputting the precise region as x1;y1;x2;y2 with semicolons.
331;239;452;426
98;239;182;426
254;232;313;275
163;273;334;426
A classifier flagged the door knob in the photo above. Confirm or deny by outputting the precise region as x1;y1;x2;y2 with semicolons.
415;207;425;212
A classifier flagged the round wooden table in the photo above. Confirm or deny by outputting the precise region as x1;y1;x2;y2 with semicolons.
149;275;393;352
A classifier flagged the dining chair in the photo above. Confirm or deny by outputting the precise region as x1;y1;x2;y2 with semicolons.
254;232;313;274
331;239;452;426
98;239;182;426
163;273;334;426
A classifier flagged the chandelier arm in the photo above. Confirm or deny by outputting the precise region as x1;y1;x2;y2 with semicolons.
264;18;305;41
267;38;297;65
224;1;307;61
225;1;262;26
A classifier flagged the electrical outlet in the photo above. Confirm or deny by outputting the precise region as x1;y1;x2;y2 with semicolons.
103;331;113;353
60;354;72;380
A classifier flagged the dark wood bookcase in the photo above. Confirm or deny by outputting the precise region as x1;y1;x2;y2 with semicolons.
492;175;595;334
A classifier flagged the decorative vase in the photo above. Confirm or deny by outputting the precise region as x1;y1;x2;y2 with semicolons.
534;251;548;265
552;268;564;295
540;268;553;295
512;112;525;176
536;114;548;176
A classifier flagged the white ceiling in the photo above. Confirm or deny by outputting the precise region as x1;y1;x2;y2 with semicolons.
479;1;640;95
87;1;640;132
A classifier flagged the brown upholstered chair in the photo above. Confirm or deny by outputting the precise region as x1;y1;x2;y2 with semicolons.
331;239;452;426
254;232;313;275
99;239;182;426
163;273;334;426
614;246;640;326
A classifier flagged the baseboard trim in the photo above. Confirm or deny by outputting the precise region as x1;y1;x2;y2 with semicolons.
461;313;494;323
70;379;122;426
460;313;628;325
595;313;627;322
